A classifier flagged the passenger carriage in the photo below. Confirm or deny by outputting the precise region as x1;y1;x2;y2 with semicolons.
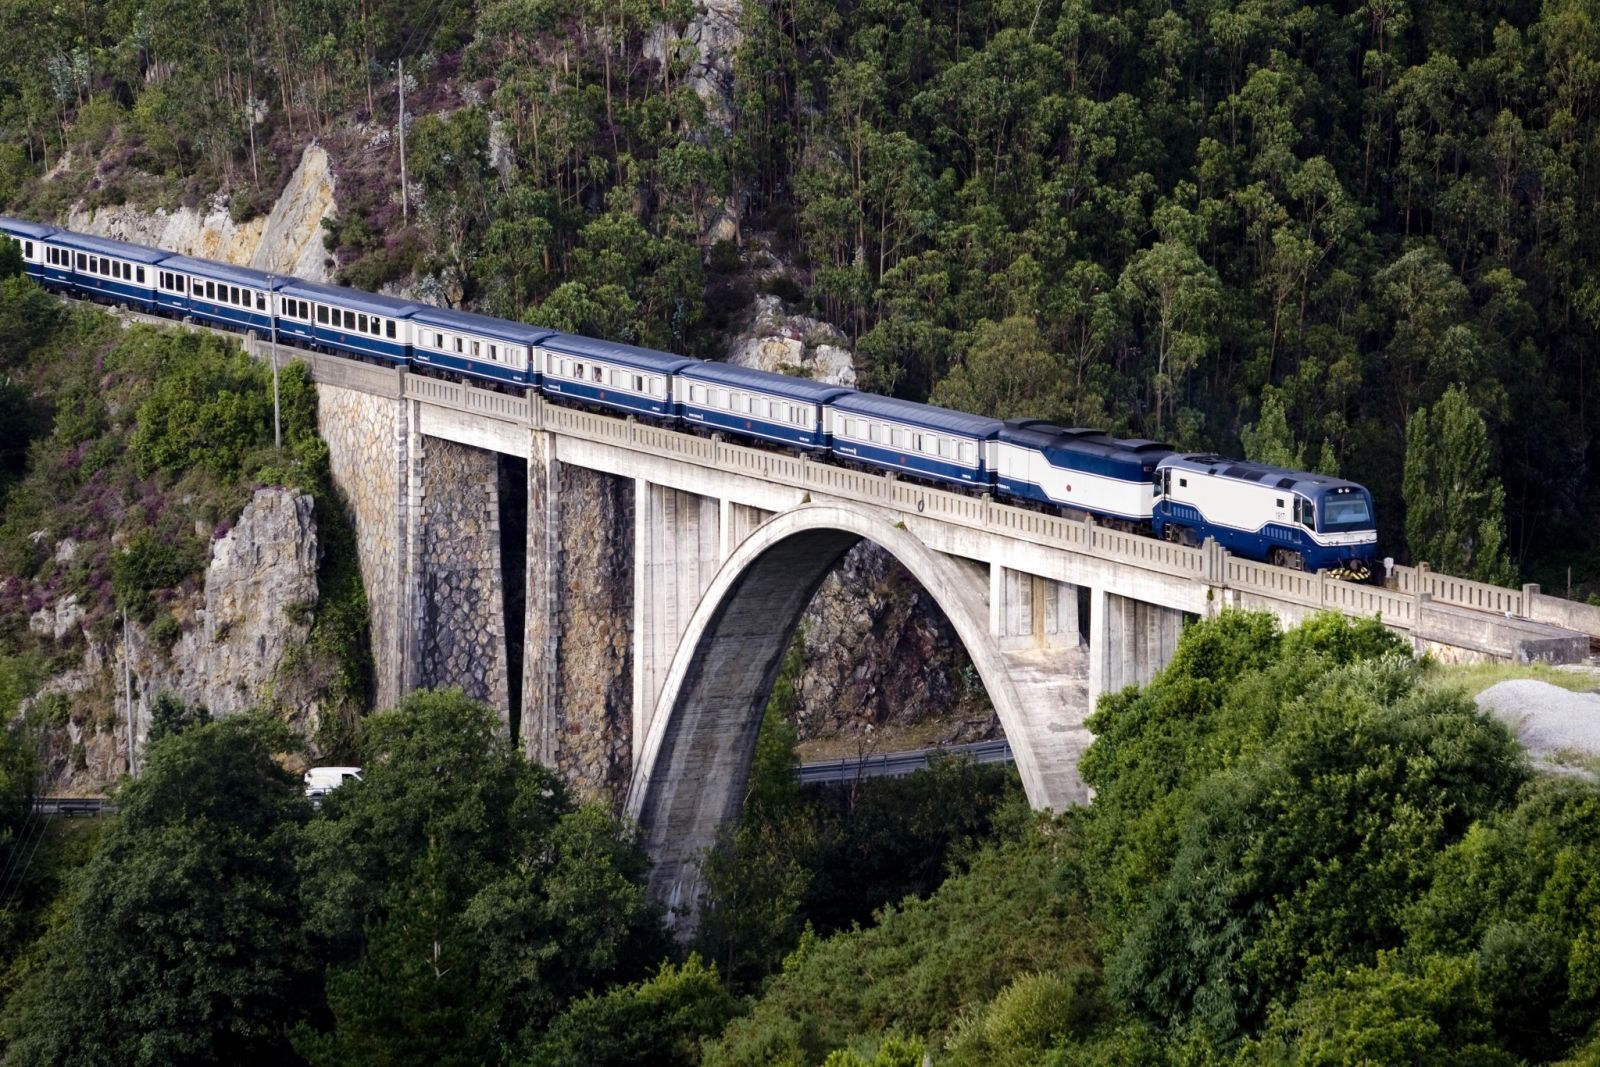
677;362;852;450
996;420;1172;523
274;278;419;365
829;394;1002;488
35;229;166;311
409;305;556;389
154;255;279;335
539;335;694;418
1153;455;1379;574
0;217;57;284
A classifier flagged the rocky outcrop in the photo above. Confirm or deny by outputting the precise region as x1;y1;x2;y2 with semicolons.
29;487;323;792
165;488;320;716
727;295;858;387
646;0;743;130
66;144;336;281
794;542;991;743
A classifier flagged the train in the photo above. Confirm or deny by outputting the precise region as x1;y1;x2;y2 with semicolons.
0;216;1379;579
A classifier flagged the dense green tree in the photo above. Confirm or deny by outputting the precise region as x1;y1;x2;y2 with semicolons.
1;715;312;1066
1081;611;1525;1043
296;689;665;1064
1402;384;1515;582
931;316;1072;422
523;955;741;1067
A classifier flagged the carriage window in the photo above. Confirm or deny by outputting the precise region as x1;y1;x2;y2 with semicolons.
22;241;31;258
316;305;328;324
690;385;707;403
1179;478;1188;487
387;321;396;339
357;314;368;333
871;424;889;444
137;266;145;283
455;337;464;353
891;428;908;448
342;310;354;329
591;365;603;383
960;442;976;464
472;341;481;357
75;253;85;269
204;281;215;299
651;377;665;397
256;292;265;310
632;375;644;391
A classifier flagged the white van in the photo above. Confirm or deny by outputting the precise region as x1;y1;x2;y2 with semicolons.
304;766;362;802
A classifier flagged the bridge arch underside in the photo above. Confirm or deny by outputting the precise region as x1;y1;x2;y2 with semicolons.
627;502;1086;923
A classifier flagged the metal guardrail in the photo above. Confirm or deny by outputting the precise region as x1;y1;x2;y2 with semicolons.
33;797;114;817
793;739;1014;785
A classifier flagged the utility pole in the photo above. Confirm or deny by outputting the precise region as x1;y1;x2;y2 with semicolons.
398;57;409;222
121;608;135;777
270;273;281;450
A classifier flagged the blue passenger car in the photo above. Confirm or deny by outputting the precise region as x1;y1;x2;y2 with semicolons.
410;305;556;388
39;230;166;311
829;393;1002;487
0;217;57;284
154;255;280;335
276;278;419;365
539;335;695;417
996;420;1171;523
677;362;852;449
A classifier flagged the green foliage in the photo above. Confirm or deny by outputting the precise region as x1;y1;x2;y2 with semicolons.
1403;384;1515;583
129;332;277;482
146;691;211;743
701;818;1093;1066
1080;611;1525;1044
110;530;205;622
523;955;741;1067
296;689;666;1064
0;715;312;1066
945;968;1113;1067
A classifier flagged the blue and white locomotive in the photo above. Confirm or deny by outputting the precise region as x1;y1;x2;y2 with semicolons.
0;214;1381;578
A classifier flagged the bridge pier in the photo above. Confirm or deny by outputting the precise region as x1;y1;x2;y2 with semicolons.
1087;587;1187;705
519;431;635;802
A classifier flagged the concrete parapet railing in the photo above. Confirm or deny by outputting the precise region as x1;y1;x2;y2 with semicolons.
1524;585;1600;635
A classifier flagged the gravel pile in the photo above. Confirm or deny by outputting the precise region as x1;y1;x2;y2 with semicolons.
1476;678;1600;778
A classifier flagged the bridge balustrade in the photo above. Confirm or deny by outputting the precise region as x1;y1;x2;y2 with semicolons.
376;364;1543;633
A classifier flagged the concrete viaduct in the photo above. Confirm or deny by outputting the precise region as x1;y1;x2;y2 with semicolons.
261;342;1596;922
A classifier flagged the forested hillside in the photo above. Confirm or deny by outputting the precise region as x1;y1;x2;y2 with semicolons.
1;0;1598;582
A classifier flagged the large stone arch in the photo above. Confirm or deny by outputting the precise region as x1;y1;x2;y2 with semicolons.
624;501;1064;923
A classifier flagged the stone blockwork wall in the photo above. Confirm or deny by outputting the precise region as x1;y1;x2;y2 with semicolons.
414;437;510;712
524;438;635;806
316;384;407;710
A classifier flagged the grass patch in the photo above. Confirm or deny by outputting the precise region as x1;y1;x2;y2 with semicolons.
1421;660;1600;699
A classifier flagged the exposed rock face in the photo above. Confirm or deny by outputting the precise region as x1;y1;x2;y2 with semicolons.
64;144;336;281
646;0;743;129
30;487;322;793
166;488;320;717
727;295;858;388
795;542;987;742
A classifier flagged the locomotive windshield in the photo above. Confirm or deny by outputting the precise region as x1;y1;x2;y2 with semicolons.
1320;493;1374;533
